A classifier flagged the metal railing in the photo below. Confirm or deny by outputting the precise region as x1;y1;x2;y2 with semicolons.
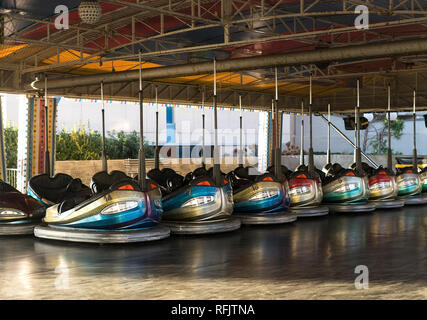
6;168;17;188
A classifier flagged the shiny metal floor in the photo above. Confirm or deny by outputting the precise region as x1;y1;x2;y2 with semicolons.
0;207;425;300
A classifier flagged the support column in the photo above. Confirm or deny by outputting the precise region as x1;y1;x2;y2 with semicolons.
267;110;283;168
17;96;57;193
0;96;6;181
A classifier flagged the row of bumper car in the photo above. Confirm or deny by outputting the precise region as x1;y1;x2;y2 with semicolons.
350;163;405;209
1;159;426;241
265;162;401;212
357;163;427;202
0;160;380;237
266;163;367;207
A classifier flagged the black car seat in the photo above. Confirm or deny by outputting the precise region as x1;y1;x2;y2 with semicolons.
396;166;418;175
147;168;184;194
349;162;373;176
29;173;91;204
369;165;394;177
193;166;209;179
267;164;289;175
226;166;252;191
0;179;19;194
314;168;326;182
322;163;359;185
91;170;131;193
206;167;227;179
149;166;230;197
267;165;290;179
287;168;317;181
227;166;275;193
183;166;209;185
58;171;138;214
147;168;168;189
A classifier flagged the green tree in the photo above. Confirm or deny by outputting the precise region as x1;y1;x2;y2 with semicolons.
55;125;154;160
366;116;404;155
106;130;154;159
56;125;102;160
4;124;18;168
3;124;155;166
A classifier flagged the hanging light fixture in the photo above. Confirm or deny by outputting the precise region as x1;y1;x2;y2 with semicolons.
78;0;102;24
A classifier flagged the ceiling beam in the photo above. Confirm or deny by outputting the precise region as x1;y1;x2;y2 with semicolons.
30;37;427;90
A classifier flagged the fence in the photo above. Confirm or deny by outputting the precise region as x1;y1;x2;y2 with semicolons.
6;168;17;188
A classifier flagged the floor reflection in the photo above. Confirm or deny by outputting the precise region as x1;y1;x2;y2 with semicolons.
0;206;425;299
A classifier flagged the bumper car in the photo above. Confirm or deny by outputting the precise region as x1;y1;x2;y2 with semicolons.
228;70;296;226
34;170;170;243
284;165;329;217
147;167;241;234
34;71;170;243
279;96;328;218
227;166;296;225
143;61;240;235
396;167;427;205
0;179;46;235
321;163;375;213
321;81;374;214
350;163;404;209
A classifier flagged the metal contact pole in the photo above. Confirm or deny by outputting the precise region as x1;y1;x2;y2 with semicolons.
280;110;284;160
271;99;275;168
101;81;107;172
274;67;281;180
387;85;392;170
154;86;160;170
308;76;314;173
44;75;51;177
353;87;357;163
300;100;305;166
138;50;147;190
202;89;206;168
213;58;221;185
239;95;243;167
327;103;331;164
352;98;356;164
353;92;357;163
355;80;362;173
412;89;418;172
